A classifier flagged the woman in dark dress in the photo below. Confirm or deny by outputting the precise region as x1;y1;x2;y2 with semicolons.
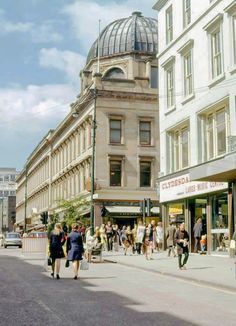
49;223;66;279
66;223;84;279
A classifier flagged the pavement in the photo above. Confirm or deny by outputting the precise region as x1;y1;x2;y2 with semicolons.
102;250;236;292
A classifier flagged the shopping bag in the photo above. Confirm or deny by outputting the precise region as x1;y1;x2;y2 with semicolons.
230;240;235;249
47;257;52;266
80;259;89;270
65;259;70;268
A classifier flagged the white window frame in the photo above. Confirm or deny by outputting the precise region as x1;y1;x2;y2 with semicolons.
183;49;193;97
168;124;190;173
166;65;174;108
183;0;191;28
200;106;229;162
204;14;224;83
166;5;173;44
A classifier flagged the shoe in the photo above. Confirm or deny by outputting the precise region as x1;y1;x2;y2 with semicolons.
74;276;78;280
51;273;54;278
182;265;187;270
56;274;60;279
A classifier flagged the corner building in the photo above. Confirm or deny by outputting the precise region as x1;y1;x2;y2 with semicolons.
154;0;236;254
16;12;160;229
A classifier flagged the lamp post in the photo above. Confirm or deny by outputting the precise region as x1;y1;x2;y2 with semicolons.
24;164;28;232
1;198;3;233
90;88;98;236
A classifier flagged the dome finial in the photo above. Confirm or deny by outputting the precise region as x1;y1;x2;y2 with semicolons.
132;11;142;17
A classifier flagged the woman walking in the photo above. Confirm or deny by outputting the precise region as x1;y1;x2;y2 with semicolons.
66;223;84;279
175;223;190;270
136;221;145;254
49;223;66;279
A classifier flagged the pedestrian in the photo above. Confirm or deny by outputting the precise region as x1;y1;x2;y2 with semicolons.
175;223;190;270
166;220;176;257
200;234;207;254
151;220;157;251
112;224;119;251
143;224;153;260
136;221;145;254
99;224;107;250
49;223;66;279
66;223;84;280
132;224;138;254
156;222;164;251
193;218;202;253
105;221;113;251
123;226;134;255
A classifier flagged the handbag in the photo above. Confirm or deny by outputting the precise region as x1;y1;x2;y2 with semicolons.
80;259;89;270
47;257;52;266
65;259;70;268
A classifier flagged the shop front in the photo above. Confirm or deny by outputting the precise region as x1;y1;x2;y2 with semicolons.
159;173;229;254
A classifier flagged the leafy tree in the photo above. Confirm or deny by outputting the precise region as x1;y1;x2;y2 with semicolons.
57;196;90;231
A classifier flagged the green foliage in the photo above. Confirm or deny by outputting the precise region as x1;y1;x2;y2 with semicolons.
57;196;90;230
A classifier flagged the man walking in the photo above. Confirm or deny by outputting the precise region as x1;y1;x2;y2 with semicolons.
166;220;176;257
175;223;189;270
193;218;202;253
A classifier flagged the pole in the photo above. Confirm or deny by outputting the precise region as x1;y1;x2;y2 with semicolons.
90;88;97;235
24;165;28;232
1;198;3;233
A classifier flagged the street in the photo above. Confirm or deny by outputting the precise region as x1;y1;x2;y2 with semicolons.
0;249;236;326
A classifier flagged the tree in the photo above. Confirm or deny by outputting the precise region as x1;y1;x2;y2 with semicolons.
57;196;90;231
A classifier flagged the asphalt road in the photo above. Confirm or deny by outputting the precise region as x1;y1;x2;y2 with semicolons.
0;248;236;326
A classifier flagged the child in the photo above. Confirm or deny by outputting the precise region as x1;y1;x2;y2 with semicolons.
200;234;207;253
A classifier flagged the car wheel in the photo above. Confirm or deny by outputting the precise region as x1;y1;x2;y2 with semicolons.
4;245;7;248
19;246;22;248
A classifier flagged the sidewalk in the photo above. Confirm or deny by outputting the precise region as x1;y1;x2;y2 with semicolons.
103;250;236;292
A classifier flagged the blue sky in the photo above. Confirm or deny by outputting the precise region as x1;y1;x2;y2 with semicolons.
0;0;156;170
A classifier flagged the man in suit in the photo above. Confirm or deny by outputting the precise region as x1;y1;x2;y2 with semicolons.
166;220;176;257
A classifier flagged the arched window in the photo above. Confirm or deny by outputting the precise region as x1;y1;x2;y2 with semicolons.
104;68;125;79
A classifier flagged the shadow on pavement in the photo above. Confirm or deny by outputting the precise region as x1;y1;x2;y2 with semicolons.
0;256;199;326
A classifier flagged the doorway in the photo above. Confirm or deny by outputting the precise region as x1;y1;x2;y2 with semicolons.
189;198;207;252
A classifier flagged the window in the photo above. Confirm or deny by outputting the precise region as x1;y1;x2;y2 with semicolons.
150;66;158;88
110;160;122;186
166;5;173;44
211;28;222;78
139;121;151;145
104;68;125;79
140;162;151;187
168;126;189;172
183;50;193;96
10;175;15;181
4;176;9;182
202;108;228;161
166;65;175;108
110;119;121;144
232;14;236;65
183;0;191;28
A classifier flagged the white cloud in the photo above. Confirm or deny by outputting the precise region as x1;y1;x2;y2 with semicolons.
0;84;75;131
31;21;63;43
39;48;86;83
0;9;33;33
0;9;62;43
62;0;156;53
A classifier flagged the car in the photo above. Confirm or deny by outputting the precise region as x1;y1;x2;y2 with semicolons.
4;232;22;248
28;231;48;238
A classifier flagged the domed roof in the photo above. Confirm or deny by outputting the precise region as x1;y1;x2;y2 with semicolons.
86;12;158;64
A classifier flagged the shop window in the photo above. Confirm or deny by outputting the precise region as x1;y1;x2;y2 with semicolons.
211;192;229;252
110;160;122;186
140;162;151;187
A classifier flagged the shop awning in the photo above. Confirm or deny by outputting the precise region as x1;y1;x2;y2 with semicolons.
190;152;236;182
105;206;159;214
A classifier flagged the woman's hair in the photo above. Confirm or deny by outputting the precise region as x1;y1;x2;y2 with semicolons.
53;223;62;235
72;223;79;230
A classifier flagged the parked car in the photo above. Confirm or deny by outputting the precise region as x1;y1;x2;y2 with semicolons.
28;231;48;238
0;234;4;247
4;232;22;248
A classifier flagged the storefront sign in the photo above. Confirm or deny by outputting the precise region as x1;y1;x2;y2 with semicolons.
160;173;228;202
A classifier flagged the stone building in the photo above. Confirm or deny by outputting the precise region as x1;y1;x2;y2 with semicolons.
154;0;236;253
16;12;159;230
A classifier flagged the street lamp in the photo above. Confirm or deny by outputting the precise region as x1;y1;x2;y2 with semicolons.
0;198;3;233
24;164;28;232
90;88;98;236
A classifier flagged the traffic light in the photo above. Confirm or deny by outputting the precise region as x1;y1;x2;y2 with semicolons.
146;198;153;217
101;205;107;217
40;212;48;225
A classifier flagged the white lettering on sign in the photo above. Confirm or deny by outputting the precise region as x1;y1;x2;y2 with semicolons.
159;173;228;202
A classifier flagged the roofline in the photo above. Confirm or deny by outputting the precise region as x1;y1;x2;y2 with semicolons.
153;0;170;11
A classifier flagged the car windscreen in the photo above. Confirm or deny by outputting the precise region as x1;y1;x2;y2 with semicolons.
6;234;20;238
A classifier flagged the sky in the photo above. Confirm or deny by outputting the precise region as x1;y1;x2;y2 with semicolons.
0;0;156;171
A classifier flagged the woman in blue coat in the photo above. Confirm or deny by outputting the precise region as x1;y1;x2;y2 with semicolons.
49;223;66;279
66;223;84;279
